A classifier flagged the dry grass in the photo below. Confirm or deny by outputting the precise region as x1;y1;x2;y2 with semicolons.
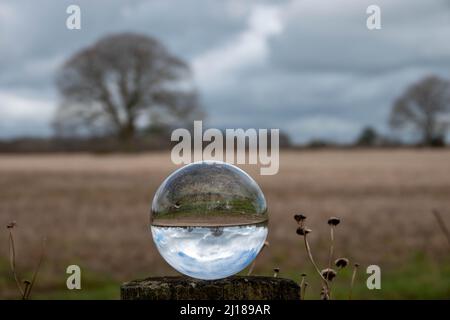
0;149;449;298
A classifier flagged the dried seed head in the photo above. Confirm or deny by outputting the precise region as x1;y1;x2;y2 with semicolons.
273;268;280;277
296;227;312;236
335;257;349;269
328;217;340;226
294;214;307;223
23;280;31;285
354;263;360;268
321;268;337;281
299;273;307;284
6;221;17;229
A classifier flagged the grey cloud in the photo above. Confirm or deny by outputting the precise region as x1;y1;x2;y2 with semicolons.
1;0;449;143
0;0;251;88
269;0;450;74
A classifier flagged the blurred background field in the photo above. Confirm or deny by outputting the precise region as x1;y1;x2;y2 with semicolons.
0;150;449;299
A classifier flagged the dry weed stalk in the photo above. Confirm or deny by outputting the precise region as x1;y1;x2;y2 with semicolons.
247;241;269;276
7;222;24;297
432;209;450;246
299;273;307;300
295;214;355;300
327;218;340;272
6;221;46;300
301;282;309;300
349;263;360;300
296;224;330;299
325;217;340;299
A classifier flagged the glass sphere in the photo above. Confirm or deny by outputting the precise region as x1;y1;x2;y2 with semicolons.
150;161;268;280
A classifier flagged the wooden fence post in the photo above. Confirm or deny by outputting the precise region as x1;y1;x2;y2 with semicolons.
121;276;300;300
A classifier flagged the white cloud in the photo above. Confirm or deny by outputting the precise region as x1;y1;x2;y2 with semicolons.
0;91;55;137
192;5;283;90
0;92;53;120
270;0;450;73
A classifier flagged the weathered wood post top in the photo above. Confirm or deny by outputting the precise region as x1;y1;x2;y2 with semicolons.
121;276;300;300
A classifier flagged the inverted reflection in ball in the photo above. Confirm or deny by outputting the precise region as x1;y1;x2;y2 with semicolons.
150;161;268;280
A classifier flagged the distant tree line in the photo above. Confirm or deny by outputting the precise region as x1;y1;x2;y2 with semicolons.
52;32;450;150
306;75;450;149
389;75;450;147
0;33;449;153
354;75;450;148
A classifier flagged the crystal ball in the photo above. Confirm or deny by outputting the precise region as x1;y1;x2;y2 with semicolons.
150;161;268;280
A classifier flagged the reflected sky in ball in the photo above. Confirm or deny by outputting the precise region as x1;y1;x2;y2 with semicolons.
151;223;268;280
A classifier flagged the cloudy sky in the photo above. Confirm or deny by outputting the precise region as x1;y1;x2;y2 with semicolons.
1;0;450;143
152;224;267;279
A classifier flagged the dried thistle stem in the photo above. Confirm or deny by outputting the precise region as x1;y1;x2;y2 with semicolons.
22;280;31;300
247;261;256;276
301;282;308;300
247;241;269;276
8;228;24;296
328;226;335;271
7;222;46;300
303;235;327;282
303;234;329;298
299;274;306;300
432;209;450;246
299;274;305;289
25;237;46;299
327;226;335;298
349;263;360;300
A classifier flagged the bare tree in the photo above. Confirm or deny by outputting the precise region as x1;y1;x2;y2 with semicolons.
54;33;201;142
389;75;450;146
